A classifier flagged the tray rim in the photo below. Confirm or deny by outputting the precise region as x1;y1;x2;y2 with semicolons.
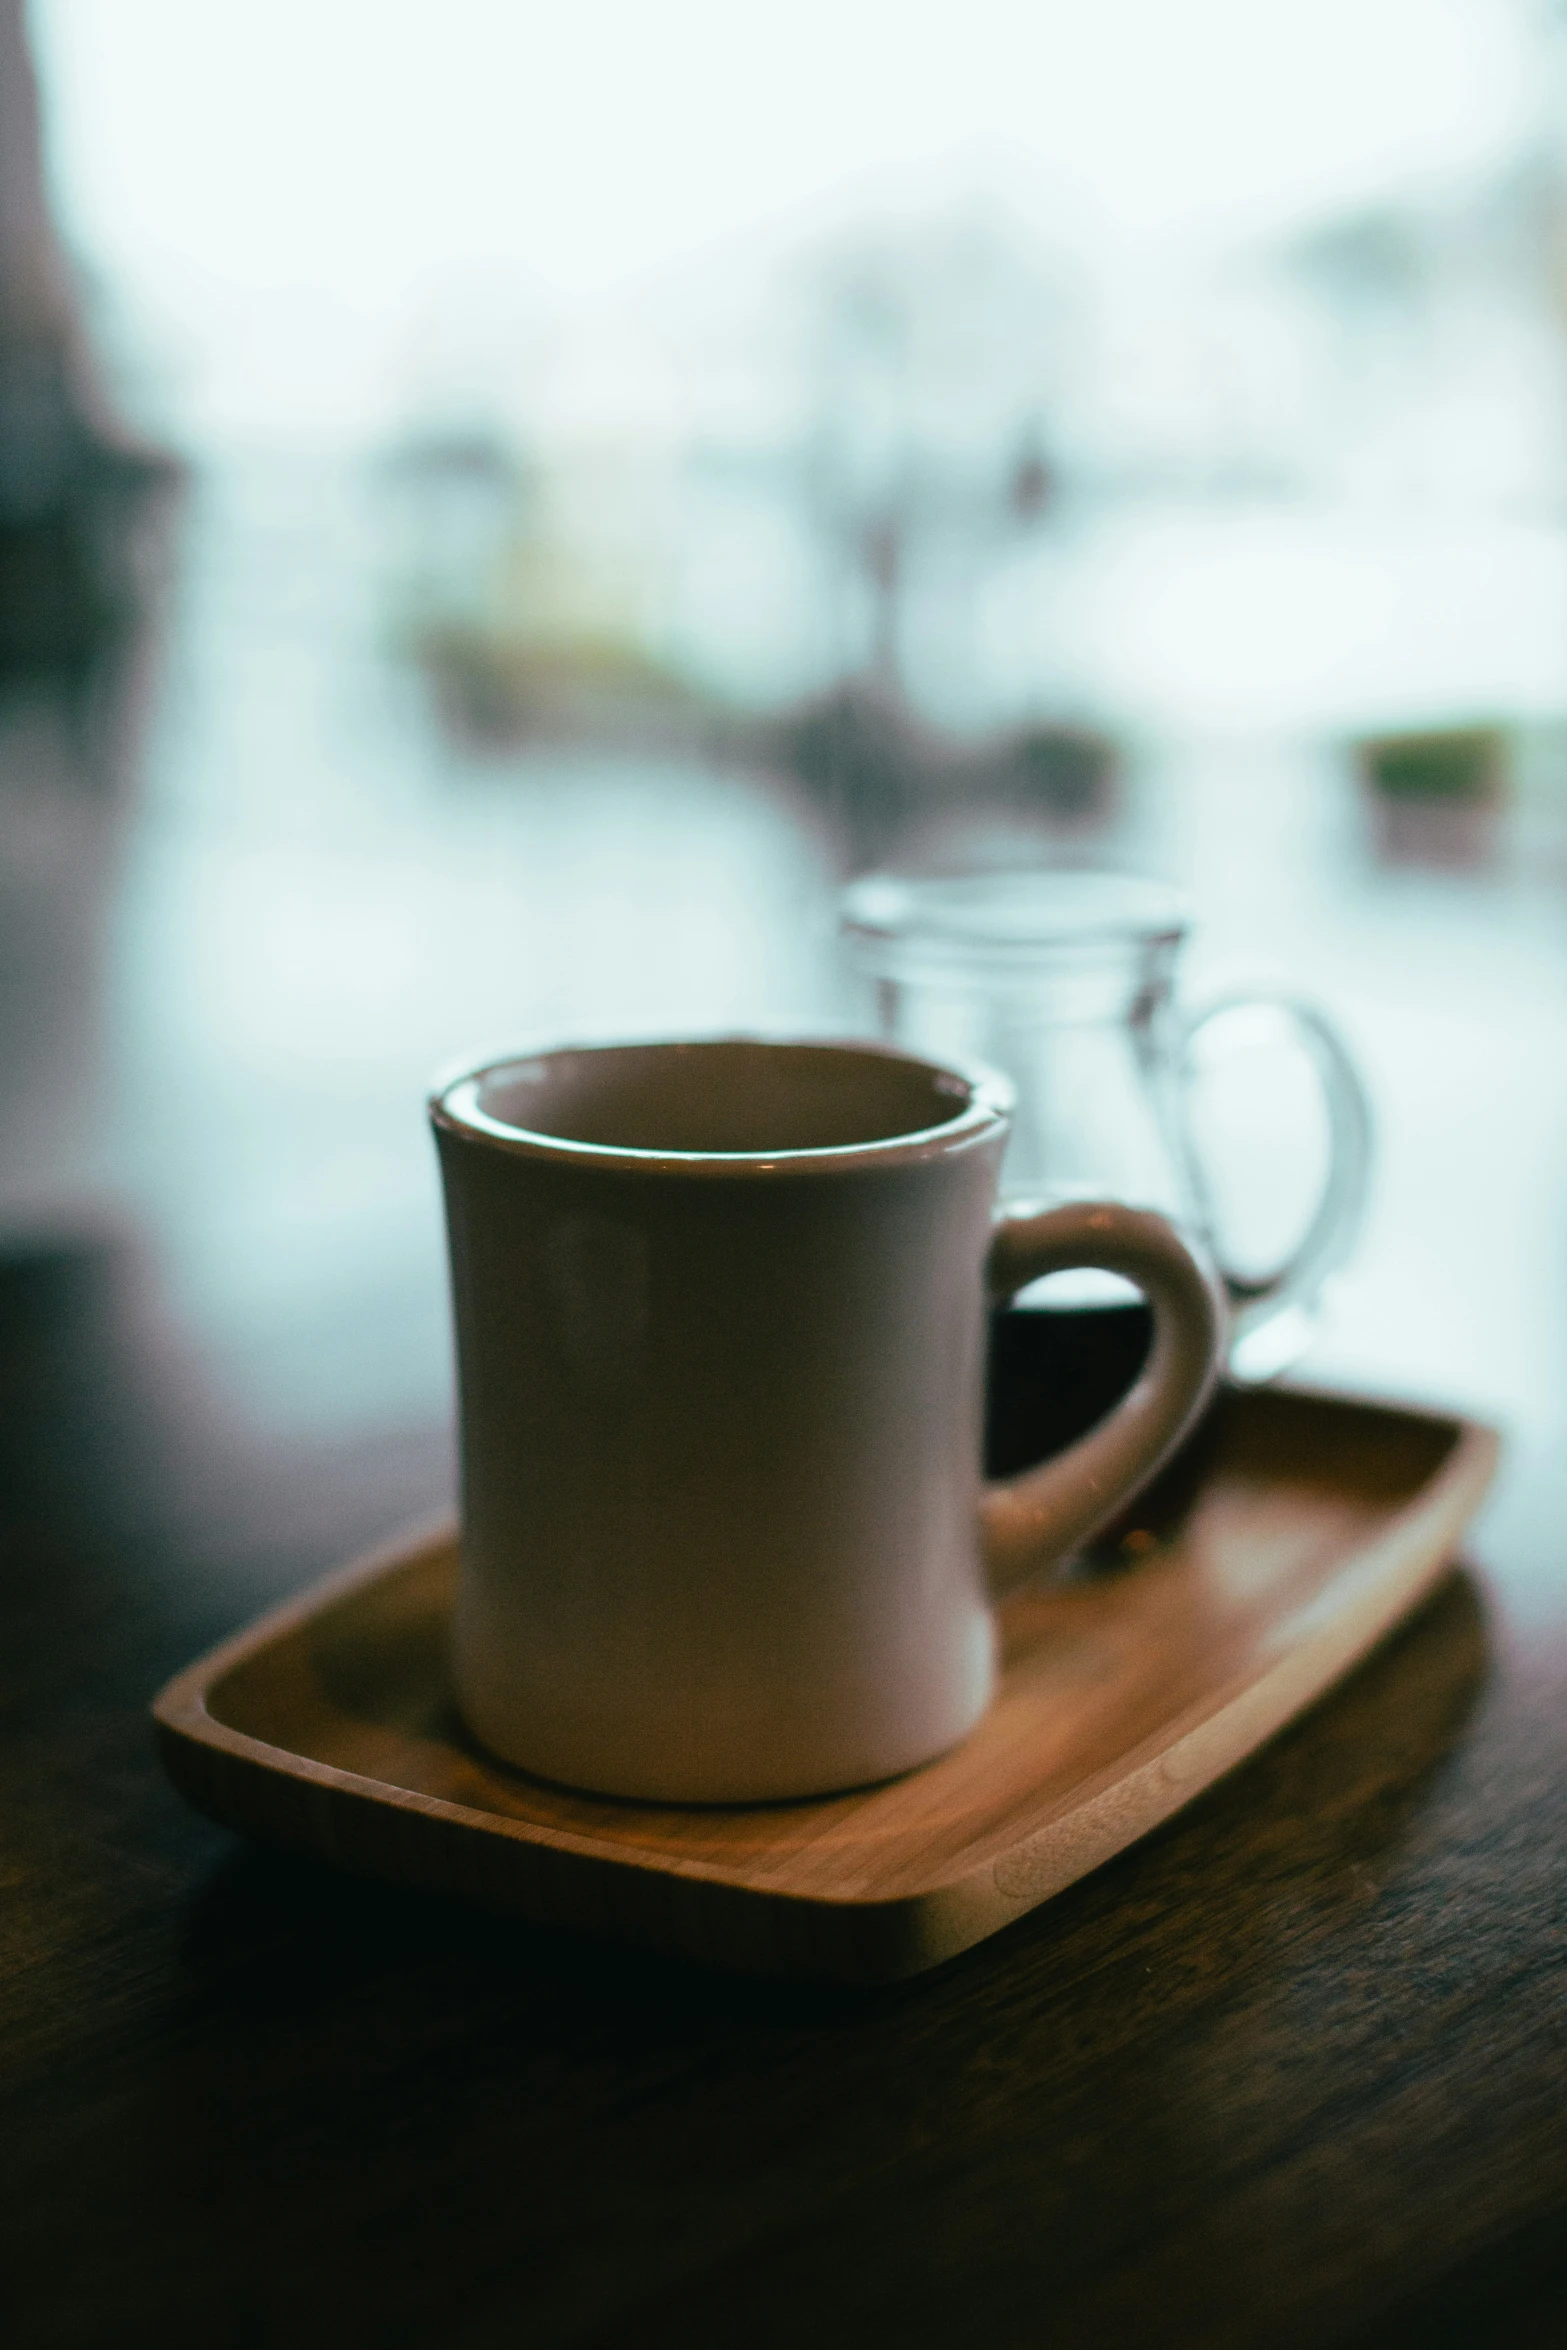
152;1385;1501;1977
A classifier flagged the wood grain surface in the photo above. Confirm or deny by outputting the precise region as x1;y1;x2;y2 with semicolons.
152;1389;1499;1980
5;1235;1567;2350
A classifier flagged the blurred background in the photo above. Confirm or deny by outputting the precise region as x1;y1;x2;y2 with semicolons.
4;0;1566;1547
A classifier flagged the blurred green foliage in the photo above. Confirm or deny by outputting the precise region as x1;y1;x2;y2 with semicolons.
1357;725;1505;804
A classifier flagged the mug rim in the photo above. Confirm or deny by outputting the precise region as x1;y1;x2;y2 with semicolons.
429;1033;1012;1177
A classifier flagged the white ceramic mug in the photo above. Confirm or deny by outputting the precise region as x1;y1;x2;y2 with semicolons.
431;1037;1224;1803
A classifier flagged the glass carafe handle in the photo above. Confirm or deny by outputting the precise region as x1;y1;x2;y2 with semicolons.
1179;995;1373;1379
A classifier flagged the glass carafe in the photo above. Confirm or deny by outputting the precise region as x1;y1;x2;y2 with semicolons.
840;869;1372;1478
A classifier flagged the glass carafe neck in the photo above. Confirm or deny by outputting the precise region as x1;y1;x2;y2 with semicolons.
841;869;1194;1221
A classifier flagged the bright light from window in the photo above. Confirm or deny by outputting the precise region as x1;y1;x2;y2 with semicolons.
30;0;1542;441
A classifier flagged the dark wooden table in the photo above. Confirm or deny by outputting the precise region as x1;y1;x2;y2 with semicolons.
4;1222;1566;2350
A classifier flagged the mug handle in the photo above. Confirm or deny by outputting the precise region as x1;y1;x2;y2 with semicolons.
1177;994;1373;1368
980;1201;1227;1599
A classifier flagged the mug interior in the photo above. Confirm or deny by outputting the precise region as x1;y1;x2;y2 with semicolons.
463;1039;979;1155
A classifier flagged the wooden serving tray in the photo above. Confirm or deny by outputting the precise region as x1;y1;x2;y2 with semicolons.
154;1387;1497;1982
